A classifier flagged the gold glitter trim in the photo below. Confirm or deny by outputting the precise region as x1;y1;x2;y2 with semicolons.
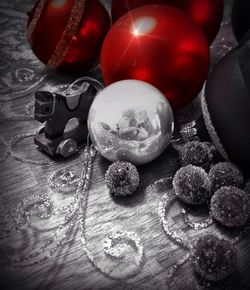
27;0;47;46
48;0;86;69
201;84;229;161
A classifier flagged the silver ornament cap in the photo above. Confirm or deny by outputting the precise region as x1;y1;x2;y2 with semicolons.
87;80;174;165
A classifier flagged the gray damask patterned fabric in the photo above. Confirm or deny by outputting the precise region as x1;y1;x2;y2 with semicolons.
1;1;249;290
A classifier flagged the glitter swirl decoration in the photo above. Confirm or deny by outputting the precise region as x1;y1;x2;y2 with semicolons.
1;140;250;284
82;230;145;280
0;68;47;103
180;207;214;230
0;142;96;267
0;194;54;240
0;140;146;281
158;190;192;250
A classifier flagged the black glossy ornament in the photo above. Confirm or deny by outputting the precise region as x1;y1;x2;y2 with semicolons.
202;41;250;172
231;0;250;42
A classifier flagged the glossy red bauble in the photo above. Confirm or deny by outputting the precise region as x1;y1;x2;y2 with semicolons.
101;5;210;110
111;0;224;44
27;0;110;72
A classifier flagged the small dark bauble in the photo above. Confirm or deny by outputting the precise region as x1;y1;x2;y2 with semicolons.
202;42;250;171
210;186;250;227
232;0;250;42
209;162;244;191
179;141;213;171
105;161;140;196
192;234;237;281
173;165;212;205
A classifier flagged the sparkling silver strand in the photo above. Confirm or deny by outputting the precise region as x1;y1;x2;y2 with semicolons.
53;194;79;216
158;191;191;249
80;144;146;280
180;208;214;230
48;0;86;68
45;141;95;259
50;217;79;256
51;147;90;216
79;144;97;234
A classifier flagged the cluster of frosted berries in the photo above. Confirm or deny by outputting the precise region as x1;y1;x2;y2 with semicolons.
105;161;139;196
192;234;237;281
174;140;249;228
172;142;250;282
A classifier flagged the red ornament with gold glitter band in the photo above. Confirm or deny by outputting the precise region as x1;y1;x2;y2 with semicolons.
101;5;210;110
111;0;224;44
27;0;110;72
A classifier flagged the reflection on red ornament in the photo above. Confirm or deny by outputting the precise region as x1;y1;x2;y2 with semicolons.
101;5;210;110
27;0;110;72
111;0;223;44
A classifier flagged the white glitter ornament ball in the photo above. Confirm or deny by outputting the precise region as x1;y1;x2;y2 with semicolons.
87;80;174;165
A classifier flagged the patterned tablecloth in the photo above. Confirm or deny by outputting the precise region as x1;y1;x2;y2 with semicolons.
1;1;250;289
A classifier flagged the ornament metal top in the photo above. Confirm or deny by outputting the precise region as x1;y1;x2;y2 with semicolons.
87;80;174;166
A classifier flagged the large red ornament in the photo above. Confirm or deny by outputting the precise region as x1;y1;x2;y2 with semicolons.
27;0;110;72
101;5;210;110
111;0;224;44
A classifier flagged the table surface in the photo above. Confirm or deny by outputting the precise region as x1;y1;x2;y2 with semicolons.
0;0;250;289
